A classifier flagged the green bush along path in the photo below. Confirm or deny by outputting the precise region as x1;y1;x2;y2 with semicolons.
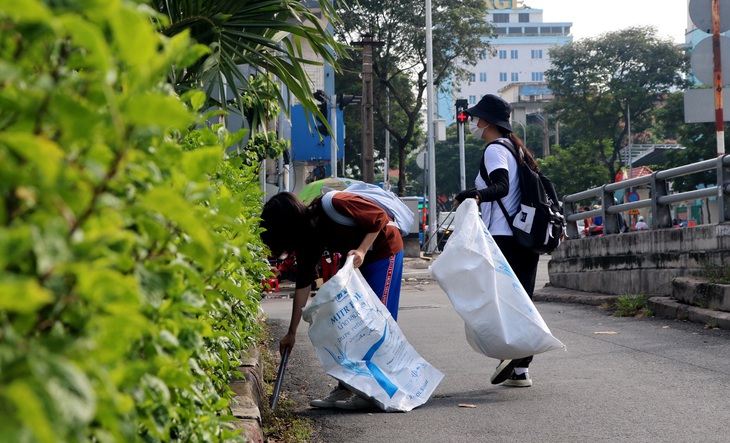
0;1;274;441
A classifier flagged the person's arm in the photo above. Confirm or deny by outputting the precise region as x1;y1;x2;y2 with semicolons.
279;285;311;356
454;169;510;204
348;231;379;268
475;168;509;203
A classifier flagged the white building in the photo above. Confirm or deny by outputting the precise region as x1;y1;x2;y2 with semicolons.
441;3;572;125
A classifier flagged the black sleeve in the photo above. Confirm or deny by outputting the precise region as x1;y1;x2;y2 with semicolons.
476;168;510;202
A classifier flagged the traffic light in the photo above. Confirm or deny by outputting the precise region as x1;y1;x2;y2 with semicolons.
314;89;330;137
455;99;469;125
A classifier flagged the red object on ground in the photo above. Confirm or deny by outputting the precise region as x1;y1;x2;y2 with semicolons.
263;277;279;292
319;252;341;282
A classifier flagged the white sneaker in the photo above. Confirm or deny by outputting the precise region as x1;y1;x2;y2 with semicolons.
503;371;532;387
309;387;354;408
334;395;376;410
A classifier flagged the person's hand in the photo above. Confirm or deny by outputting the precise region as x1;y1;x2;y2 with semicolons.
280;332;296;356
454;188;478;204
347;249;365;268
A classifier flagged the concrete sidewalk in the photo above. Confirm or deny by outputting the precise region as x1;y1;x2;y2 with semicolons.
250;253;730;442
261;271;730;443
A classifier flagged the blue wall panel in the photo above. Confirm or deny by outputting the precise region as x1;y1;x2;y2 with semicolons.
290;104;345;161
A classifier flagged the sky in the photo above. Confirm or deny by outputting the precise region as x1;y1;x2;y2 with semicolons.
520;0;689;43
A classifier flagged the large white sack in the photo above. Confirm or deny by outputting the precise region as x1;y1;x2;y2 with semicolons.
430;199;565;360
302;256;444;412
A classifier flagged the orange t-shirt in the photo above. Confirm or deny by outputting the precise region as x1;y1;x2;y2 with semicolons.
294;193;403;289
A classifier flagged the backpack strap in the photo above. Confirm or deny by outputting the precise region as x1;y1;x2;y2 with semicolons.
478;139;520;220
321;191;357;227
321;190;398;229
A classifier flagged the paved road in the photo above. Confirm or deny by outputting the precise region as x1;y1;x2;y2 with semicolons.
261;256;730;443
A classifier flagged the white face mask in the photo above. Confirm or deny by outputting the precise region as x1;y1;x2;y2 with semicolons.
469;118;486;139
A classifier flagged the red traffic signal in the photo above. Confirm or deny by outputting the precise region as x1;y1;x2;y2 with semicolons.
456;110;469;125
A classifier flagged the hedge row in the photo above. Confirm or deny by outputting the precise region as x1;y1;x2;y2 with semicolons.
0;1;270;441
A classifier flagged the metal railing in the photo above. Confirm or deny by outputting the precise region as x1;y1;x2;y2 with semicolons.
562;155;730;239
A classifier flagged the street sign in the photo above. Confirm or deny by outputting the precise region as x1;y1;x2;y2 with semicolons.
629;209;640;215
684;88;730;122
689;0;730;33
628;191;640;202
690;35;730;86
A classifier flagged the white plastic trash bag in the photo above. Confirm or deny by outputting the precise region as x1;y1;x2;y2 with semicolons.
302;256;444;412
430;199;565;360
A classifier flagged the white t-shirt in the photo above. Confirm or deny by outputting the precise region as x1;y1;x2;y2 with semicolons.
474;138;521;236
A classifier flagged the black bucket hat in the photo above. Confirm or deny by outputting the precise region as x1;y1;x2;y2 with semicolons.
466;94;512;133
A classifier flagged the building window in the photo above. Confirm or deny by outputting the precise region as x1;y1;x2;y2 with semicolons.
508;27;522;35
531;49;543;59
469;95;477;104
511;72;519;82
479;72;487;82
492;13;509;23
499;72;507;82
525;26;538;35
510;50;518;59
469;73;476;82
480;50;487;60
499;50;507;59
519;13;530;23
532;72;544;81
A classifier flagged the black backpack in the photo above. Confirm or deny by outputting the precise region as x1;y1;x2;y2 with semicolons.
479;140;566;254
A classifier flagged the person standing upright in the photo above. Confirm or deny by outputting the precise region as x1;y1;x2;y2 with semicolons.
454;94;541;388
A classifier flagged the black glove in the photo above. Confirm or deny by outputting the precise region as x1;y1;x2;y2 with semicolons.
455;188;478;203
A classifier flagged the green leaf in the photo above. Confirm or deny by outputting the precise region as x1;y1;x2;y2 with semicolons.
122;94;193;132
39;356;96;425
181;90;208;113
74;268;140;310
181;147;223;180
0;133;63;186
138;188;215;269
5;381;56;443
0;275;53;313
109;6;157;70
58;13;110;73
0;0;52;22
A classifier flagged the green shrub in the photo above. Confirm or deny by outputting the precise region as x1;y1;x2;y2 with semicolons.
0;1;270;441
613;294;652;318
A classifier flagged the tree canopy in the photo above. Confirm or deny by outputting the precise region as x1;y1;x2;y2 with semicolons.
334;0;493;195
152;0;349;141
545;26;688;184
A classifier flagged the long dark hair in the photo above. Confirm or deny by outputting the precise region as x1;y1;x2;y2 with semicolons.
260;192;313;257
497;128;540;172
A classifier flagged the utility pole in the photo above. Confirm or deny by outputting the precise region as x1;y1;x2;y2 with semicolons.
425;0;437;253
354;34;383;183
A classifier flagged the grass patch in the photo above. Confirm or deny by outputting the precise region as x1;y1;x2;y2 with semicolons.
612;294;653;317
694;261;730;284
258;324;317;443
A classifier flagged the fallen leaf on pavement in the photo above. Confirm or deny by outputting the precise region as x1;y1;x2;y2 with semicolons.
458;403;477;408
